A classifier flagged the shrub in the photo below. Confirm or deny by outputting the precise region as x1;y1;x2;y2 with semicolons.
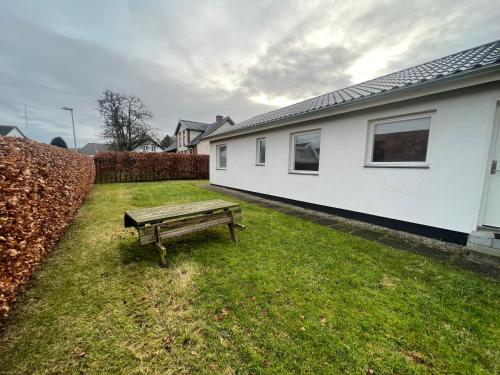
0;137;95;318
94;152;209;183
50;136;68;149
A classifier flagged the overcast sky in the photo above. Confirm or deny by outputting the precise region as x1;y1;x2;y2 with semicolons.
1;0;499;147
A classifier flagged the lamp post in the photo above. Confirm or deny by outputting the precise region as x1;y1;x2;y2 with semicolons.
61;107;77;150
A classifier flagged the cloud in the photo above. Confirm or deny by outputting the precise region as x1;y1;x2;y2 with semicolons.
0;0;498;146
0;8;274;146
243;42;355;101
238;0;500;104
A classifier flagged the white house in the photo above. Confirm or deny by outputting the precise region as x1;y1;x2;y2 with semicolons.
131;138;165;153
0;125;27;139
206;40;500;251
79;142;111;157
174;116;234;154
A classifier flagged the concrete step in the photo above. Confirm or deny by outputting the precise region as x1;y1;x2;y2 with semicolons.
467;230;500;257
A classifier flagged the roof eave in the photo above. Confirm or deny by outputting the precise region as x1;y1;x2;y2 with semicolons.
206;65;500;141
174;120;183;136
13;126;27;138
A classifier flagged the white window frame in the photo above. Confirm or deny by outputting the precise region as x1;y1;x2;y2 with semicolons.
256;137;266;166
289;129;321;175
365;112;434;168
216;144;227;170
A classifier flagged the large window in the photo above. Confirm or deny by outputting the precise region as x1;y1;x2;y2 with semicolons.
290;130;321;173
367;114;432;167
216;144;227;169
256;138;266;165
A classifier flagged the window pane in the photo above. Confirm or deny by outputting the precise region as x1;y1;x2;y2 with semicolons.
258;139;266;164
218;146;227;168
372;117;430;162
294;132;320;171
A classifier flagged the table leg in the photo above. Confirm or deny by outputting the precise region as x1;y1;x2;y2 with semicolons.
155;226;167;267
228;210;238;243
156;242;167;267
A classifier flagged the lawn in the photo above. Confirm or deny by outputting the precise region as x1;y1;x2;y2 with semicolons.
0;181;498;374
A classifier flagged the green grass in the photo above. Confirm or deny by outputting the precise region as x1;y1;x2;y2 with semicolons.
0;181;498;374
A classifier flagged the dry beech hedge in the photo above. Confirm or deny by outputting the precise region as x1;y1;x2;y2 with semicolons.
94;152;209;183
0;137;95;319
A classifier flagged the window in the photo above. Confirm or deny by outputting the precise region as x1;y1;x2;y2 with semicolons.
290;130;321;173
256;138;266;165
216;144;227;169
366;114;432;167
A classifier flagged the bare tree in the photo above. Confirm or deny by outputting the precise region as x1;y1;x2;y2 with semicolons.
97;90;153;151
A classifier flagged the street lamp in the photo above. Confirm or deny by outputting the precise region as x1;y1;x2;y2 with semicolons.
61;107;77;150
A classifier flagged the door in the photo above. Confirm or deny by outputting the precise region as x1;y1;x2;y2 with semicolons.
483;106;500;227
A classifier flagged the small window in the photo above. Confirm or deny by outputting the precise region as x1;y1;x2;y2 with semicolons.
216;144;227;169
256;138;266;165
367;114;431;167
290;130;321;173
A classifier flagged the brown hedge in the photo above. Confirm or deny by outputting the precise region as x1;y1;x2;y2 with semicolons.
94;152;209;183
0;137;95;319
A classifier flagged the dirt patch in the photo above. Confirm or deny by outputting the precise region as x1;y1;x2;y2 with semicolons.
379;274;399;290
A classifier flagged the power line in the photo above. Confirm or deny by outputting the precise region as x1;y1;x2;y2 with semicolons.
24;104;29;130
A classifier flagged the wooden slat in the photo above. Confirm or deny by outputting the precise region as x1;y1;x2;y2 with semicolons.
124;199;240;227
138;211;242;245
160;217;234;240
139;213;242;245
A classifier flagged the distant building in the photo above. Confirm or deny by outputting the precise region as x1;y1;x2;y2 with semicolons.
163;144;177;153
174;115;234;155
79;143;111;157
0;125;27;139
132;138;165;153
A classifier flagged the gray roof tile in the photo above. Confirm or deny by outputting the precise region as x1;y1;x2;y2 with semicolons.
209;40;500;138
78;143;111;155
163;144;177;152
0;125;16;136
178;119;211;132
182;116;235;146
0;125;26;137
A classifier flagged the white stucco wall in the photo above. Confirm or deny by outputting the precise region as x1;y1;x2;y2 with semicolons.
196;139;210;155
210;84;500;234
7;128;25;138
176;124;202;153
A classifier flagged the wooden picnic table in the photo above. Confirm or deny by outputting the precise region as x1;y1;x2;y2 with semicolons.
124;199;245;266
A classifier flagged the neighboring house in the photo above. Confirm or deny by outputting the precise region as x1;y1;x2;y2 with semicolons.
132;138;165;153
0;125;27;139
206;40;500;251
79;143;111;157
163;144;177;153
174;115;234;154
